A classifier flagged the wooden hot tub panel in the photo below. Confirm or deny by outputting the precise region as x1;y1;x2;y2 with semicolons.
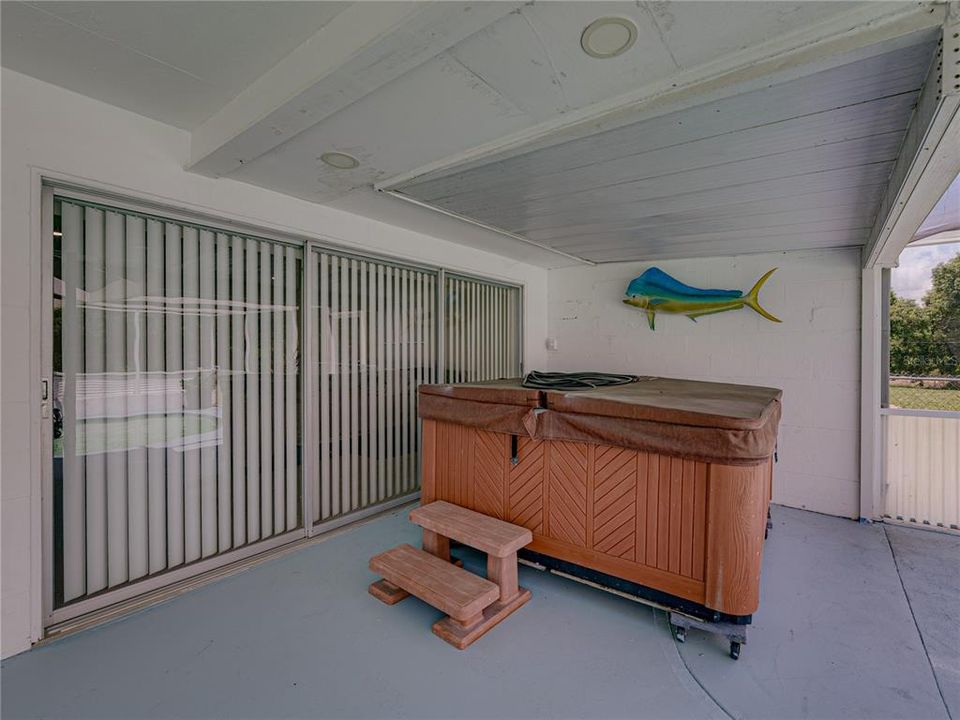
422;420;772;617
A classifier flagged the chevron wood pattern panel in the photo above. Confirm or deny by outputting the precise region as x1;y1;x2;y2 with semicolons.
507;436;544;533
546;441;589;547
471;430;506;518
592;446;638;560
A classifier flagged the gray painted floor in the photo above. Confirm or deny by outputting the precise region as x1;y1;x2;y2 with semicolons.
884;523;960;719
2;506;956;720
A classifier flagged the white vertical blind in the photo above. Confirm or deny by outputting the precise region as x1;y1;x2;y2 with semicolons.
285;246;299;531
347;260;363;510
444;275;521;383
83;206;107;595
230;236;247;548
311;252;439;523
104;211;128;586
165;222;185;569
52;195;518;615
244;237;260;542
54;198;301;610
376;265;386;504
125;215;148;581
385;265;394;500
318;253;330;521
183;227;201;564
215;233;232;553
199;231;217;559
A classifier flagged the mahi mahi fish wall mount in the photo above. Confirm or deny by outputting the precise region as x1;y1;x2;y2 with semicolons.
623;267;781;330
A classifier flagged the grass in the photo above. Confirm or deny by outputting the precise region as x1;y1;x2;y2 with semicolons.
54;413;219;457
888;385;960;411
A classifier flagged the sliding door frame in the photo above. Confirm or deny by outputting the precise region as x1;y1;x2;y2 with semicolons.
37;177;525;633
40;186;56;631
40;186;310;628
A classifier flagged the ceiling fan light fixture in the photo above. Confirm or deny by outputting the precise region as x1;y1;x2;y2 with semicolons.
320;151;359;169
581;17;637;59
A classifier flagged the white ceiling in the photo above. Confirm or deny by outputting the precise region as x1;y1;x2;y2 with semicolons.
0;1;947;266
395;40;936;263
0;1;348;128
224;1;881;201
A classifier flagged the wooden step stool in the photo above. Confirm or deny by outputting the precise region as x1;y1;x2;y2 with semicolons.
369;501;533;649
370;544;500;630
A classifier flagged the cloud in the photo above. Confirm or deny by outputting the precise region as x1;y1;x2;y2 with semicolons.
891;242;960;302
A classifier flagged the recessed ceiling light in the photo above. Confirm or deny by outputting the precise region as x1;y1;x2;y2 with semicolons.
320;151;359;169
581;17;637;59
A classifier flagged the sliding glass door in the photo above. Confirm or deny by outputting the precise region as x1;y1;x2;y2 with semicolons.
308;251;438;525
44;188;523;627
50;196;302;620
444;274;522;383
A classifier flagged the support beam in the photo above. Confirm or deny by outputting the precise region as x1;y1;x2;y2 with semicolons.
864;12;960;268
188;2;520;178
860;267;885;522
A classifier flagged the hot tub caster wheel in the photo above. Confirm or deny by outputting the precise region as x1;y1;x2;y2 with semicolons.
669;611;747;659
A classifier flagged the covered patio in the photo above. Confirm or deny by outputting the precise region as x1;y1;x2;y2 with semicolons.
2;504;957;720
2;2;960;718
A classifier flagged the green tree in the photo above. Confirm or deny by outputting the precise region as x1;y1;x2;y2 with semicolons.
889;292;934;375
923;254;960;374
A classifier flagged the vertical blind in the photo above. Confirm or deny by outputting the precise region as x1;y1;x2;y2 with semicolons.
444;275;522;383
310;252;438;523
51;194;522;616
56;199;301;607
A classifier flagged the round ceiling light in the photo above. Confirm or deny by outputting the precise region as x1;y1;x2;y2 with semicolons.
581;17;637;59
320;151;359;169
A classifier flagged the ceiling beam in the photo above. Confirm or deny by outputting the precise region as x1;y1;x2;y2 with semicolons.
863;11;960;268
377;2;945;192
382;190;595;266
188;1;520;178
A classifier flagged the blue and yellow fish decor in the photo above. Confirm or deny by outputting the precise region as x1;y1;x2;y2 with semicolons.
623;267;781;330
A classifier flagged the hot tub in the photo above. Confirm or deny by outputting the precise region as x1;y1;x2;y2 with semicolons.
418;376;782;622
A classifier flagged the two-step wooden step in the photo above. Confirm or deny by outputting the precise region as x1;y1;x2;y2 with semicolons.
369;501;532;649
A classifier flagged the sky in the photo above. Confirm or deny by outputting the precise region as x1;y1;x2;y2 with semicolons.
891;241;960;302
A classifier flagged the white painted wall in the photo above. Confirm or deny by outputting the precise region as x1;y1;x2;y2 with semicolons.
546;249;861;520
0;69;549;658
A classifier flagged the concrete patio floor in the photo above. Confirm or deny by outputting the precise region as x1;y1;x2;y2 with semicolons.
2;505;956;720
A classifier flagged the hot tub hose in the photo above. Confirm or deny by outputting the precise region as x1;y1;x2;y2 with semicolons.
521;370;641;391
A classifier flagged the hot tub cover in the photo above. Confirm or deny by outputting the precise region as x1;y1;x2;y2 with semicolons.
418;376;781;466
418;380;542;438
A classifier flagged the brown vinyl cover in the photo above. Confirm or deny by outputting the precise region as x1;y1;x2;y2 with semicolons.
542;377;781;430
419;381;541;407
418;377;781;465
418;381;542;438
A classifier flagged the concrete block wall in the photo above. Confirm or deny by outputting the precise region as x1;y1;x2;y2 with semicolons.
546;248;862;520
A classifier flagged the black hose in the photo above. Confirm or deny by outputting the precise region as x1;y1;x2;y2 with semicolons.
521;370;641;391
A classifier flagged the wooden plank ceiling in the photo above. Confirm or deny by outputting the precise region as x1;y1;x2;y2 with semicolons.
394;39;938;264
